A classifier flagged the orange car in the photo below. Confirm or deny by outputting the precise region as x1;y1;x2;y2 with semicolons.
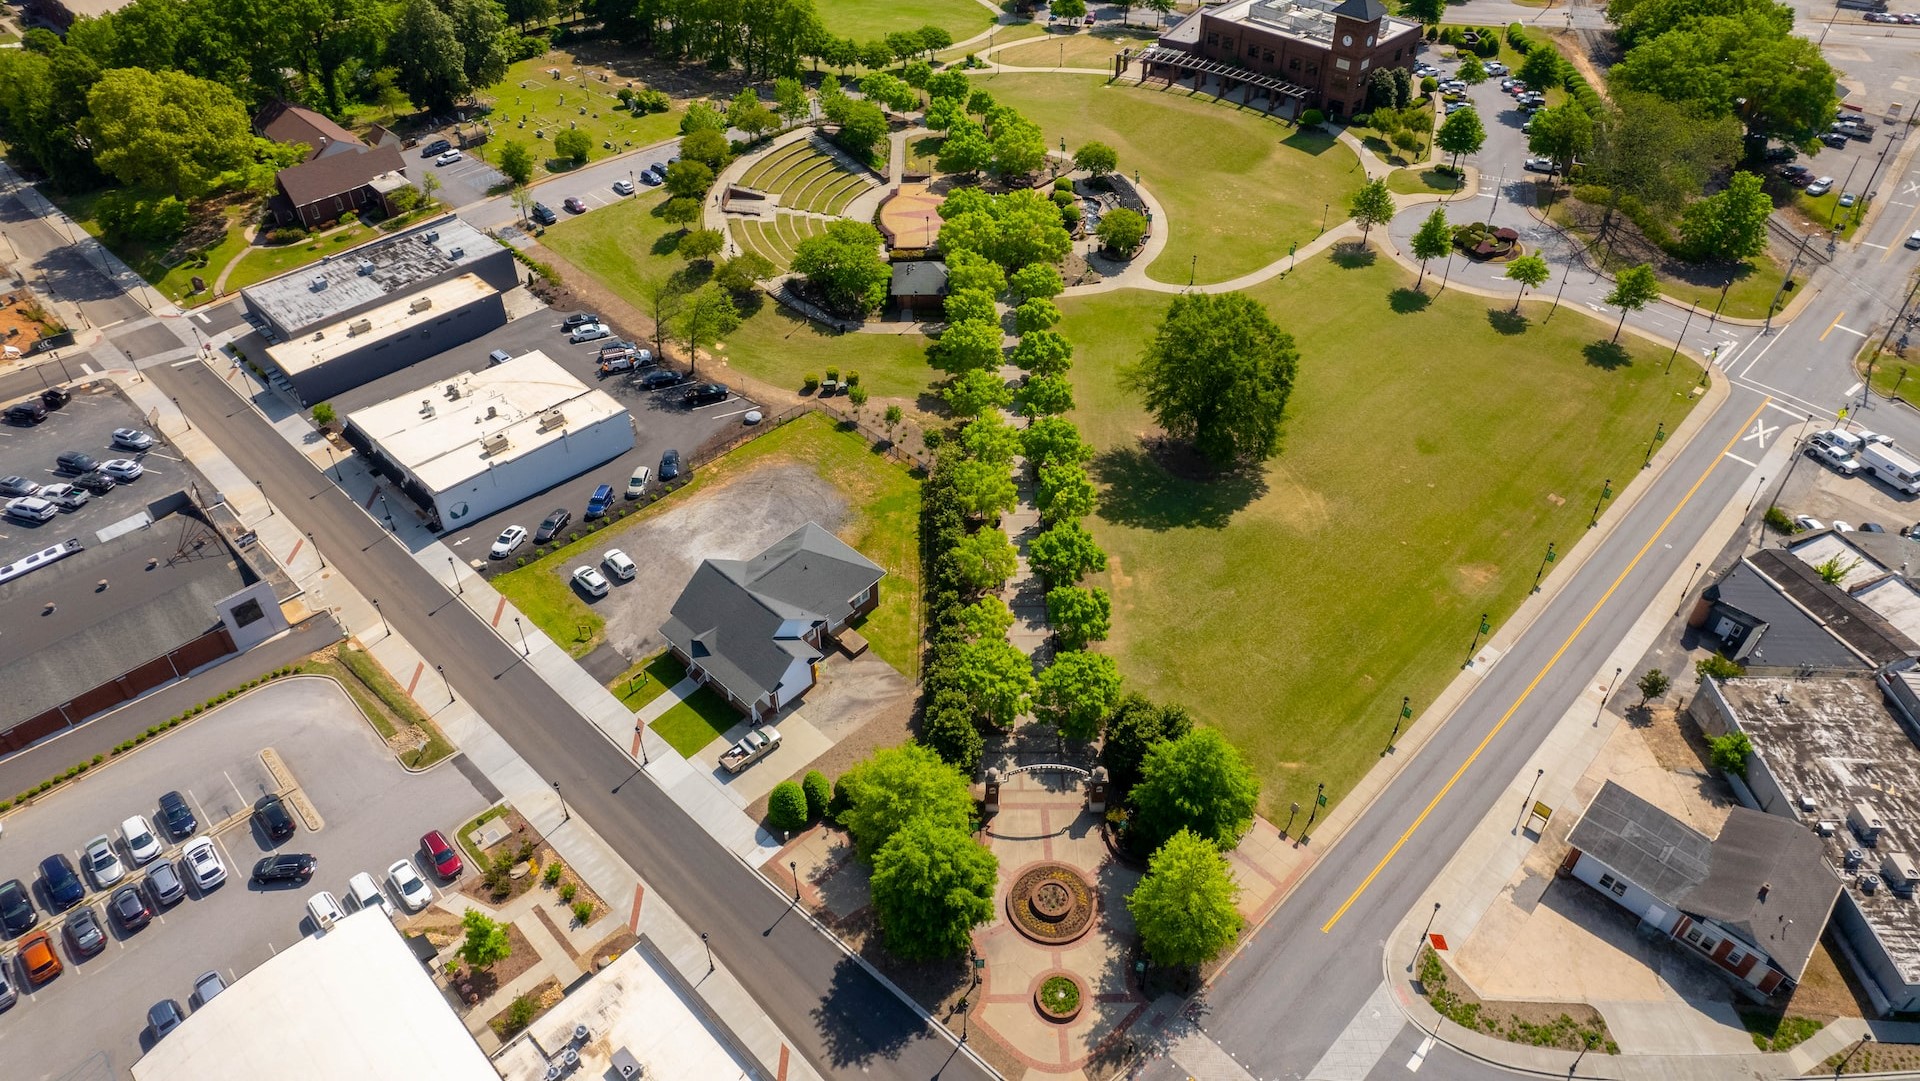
19;931;61;986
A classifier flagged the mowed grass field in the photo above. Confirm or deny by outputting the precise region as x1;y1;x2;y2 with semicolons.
1055;253;1702;817
493;413;925;677
994;29;1152;68
977;75;1364;286
481;56;685;178
817;0;995;42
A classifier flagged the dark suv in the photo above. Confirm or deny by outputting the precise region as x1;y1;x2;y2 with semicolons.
0;879;37;936
56;451;100;476
41;387;70;409
251;853;317;884
158;790;197;838
254;793;297;842
531;203;559;226
420;138;451;158
38;854;84;910
4;401;45;425
535;507;571;543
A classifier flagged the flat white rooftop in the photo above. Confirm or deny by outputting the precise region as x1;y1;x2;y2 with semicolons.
347;351;628;494
266;273;495;375
1788;532;1887;589
131;908;493;1081
491;942;755;1080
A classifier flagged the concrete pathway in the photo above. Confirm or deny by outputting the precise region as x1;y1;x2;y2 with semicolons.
635;676;698;723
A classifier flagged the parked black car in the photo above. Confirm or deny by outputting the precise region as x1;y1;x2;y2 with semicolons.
254;793;297;842
635;369;684;390
561;312;601;330
55;451;100;476
5;401;46;425
72;472;117;494
38;854;84;910
420;138;452;158
109;885;152;932
251;853;317;884
531;203;559;226
0;879;37;936
158;790;197;839
683;382;729;406
660;448;682;481
41;387;70;409
535;507;572;543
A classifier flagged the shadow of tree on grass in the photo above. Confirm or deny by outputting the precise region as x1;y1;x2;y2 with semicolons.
1389;288;1431;314
1486;308;1529;335
1091;444;1268;531
1331;243;1377;269
1584;340;1634;370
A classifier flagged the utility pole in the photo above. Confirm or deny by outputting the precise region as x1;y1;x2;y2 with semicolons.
1675;561;1703;617
1873;274;1920;362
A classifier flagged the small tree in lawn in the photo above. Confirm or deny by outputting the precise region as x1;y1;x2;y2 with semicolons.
1047;585;1112;650
1504;254;1549;312
955;636;1037;726
1605;263;1659;343
1411;207;1450;291
1012;330;1073;376
1023;417;1094;470
883;403;903;446
496;140;534;186
1097;207;1148;255
1348;178;1394;248
1636;668;1671;706
1035;650;1122;740
870;817;998;959
838;744;976;858
1127;828;1243;968
1458;53;1487;85
1014;297;1061;335
1073;140;1118;178
1435;106;1485;170
1124;291;1300;468
1131;728;1259;851
847;383;870;423
1018;373;1075;417
459;908;512;970
1052;0;1088;18
951;529;1018;592
553;127;592;166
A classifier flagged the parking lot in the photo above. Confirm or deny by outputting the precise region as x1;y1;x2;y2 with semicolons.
317;304;758;574
0;678;493;1080
0;379;200;565
415;143;509;211
1776;426;1920;534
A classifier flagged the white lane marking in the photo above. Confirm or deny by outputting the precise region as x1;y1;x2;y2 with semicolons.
1724;452;1759;468
80;363;96;374
1408;1034;1435;1072
1766;400;1810;421
1832;324;1870;338
1847;381;1865;396
170;358;198;367
1737;328;1787;379
1743;418;1780;448
1865;242;1890;249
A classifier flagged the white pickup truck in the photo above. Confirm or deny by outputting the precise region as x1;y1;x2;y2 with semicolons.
720;726;782;773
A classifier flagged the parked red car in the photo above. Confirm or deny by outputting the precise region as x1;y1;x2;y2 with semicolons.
421;830;463;879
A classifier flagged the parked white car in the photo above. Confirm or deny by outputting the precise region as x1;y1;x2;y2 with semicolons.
346;872;394;919
306;890;345;932
1794;515;1825;532
121;815;162;865
604;549;637;581
490;525;528;560
625;465;651;499
85;834;126;887
572;565;611;597
387;859;432;912
1808;442;1861;475
182;837;227;890
569;323;613;343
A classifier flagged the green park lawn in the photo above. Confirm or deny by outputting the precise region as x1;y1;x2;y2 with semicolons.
478;56;686;178
652;686;747;757
1386;166;1464;196
493;413;923;677
940;20;1048;62
817;0;995;43
1054;251;1702;818
1542;195;1791;319
993;28;1152;69
977;74;1364;286
541;187;681;290
608;650;688;712
48;192;251;307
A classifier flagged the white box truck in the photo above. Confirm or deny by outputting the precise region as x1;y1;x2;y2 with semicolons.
1863;443;1920;494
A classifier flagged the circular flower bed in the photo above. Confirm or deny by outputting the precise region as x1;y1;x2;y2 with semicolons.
1007;862;1098;944
1037;973;1082;1022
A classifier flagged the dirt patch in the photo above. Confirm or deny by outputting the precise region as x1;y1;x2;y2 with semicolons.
488;975;564;1039
584;928;641;969
1631;703;1718;774
1418;947;1619;1053
0;290;62;350
1826;1039;1920;1075
1784;932;1875;1020
446;923;540;1004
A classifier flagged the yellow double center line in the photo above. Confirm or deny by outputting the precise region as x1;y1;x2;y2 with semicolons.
1320;396;1771;933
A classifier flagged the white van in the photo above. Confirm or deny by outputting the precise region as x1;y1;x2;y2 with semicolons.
346;872;394;919
306;890;345;932
1864;443;1920;494
1815;428;1866;455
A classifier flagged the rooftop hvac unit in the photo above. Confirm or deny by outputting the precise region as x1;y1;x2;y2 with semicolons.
481;433;510;455
1862;873;1883;894
409;297;433;313
486;406;498;420
424;230;439;243
1885;853;1920;891
1798;795;1817;814
572;1025;590;1044
1818;821;1838;838
544;1067;561;1081
419;399;435;417
348;318;373;336
1847;847;1866;869
448;246;465;259
610;1048;644;1078
560;1049;579;1068
357;259;374;275
537;407;566;431
445;382;462;399
309;274;328;291
1851;802;1887;846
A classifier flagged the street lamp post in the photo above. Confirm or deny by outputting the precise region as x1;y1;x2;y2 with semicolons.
702;931;713;971
1706;280;1731;332
447;557;463;594
372;598;388;636
790;860;800;902
1588;477;1612;528
172;396;190;430
1570;1032;1597;1078
1765;231;1814;334
514;616;529;656
1596;666;1622;723
553;780;569;823
1321;202;1329;234
1837;1033;1873;1077
1466;612;1490;665
1666;302;1696;375
1643;421;1665;468
308;532;324;569
1388;695;1410;752
1532;541;1557;593
1520;768;1544;825
1675;561;1703;617
438;664;451;704
1409;901;1440;972
1189;254;1197;286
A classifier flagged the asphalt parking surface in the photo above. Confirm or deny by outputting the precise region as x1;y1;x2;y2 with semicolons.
0;678;493;1080
417;146;509;211
0;379;198;565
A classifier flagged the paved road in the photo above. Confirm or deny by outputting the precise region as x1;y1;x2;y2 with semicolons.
145;358;987;1081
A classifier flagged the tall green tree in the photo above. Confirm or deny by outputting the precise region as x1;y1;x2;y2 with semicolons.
1604;263;1659;343
665;159;715;199
960;411;1022;463
1046;585;1111;650
728;88;777;139
1010;262;1064;301
1097;207;1148;254
1526;102;1593;175
938;121;993;176
839;745;976;858
1586;92;1742;221
1124;291;1301;467
948;456;1017;518
1348;178;1394;247
553;127;592;165
1458;53;1487;85
1410;207;1451;291
1517;44;1564;90
944;287;998;326
1435;105;1486;169
1014;297;1061;335
1131;728;1259;851
388;0;469;113
944;368;1012;418
774;76;810;126
957;596;1015;640
443;0;511;91
1073;140;1118;178
955;636;1037;726
1101;694;1191;795
1036;462;1096;523
946;250;1006;297
459;908;512;968
938;320;1007;372
951;528;1018;592
870;818;998;959
1127;829;1243;967
1679;171;1771;263
83;68;253;197
675;283;741;366
1022;417;1094;470
792;219;891;316
1011;330;1073;376
1035;650;1122;740
1400;0;1444;23
1027;520;1106;586
495;139;534;185
1017;373;1075;417
1504;254;1550;312
991;114;1048;177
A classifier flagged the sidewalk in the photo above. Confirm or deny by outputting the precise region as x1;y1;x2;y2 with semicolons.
1372;416;1823;1078
111;364;823;1081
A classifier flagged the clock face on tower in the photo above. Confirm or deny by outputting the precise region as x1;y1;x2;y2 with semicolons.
1341;34;1352;45
1366;34;1374;45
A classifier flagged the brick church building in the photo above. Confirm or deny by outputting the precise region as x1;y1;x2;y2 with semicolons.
1130;0;1422;119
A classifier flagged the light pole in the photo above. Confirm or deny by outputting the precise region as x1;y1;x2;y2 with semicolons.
1321;202;1329;234
172;396;190;430
438;664;451;704
1532;541;1557;593
1765;231;1814;334
1665;302;1696;375
1642;421;1665;468
261;481;274;518
1570;1032;1597;1077
308;531;324;569
1837;1033;1873;1077
553;780;569;822
1596;666;1621;724
1706;280;1731;332
447;556;463;594
1465;612;1490;665
1588;477;1612;528
790;860;800;902
702;931;713;971
1675;561;1703;617
1408;901;1440;972
1520;768;1544;826
515;616;529;656
1189;254;1196;286
372;598;388;635
1388;695;1410;752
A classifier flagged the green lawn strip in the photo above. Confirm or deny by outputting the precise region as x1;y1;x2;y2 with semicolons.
993;28;1152;69
224;224;378;293
1798;189;1864;239
977;74;1363;286
455;805;510;868
906;135;942;173
539;188;683;298
817;0;994;43
608;650;690;711
823;176;870;216
742;142;811;189
311;645;456;767
1861;342;1918;399
170;220;253;305
939;20;1049;62
650;686;743;757
789;168;838;214
494;413;923;674
1737;1010;1822;1052
763;149;822;194
482;57;685;179
1387;167;1464;196
716;301;935;404
773;155;836;199
45;192;248;308
1056;252;1699;816
740;219;785;269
